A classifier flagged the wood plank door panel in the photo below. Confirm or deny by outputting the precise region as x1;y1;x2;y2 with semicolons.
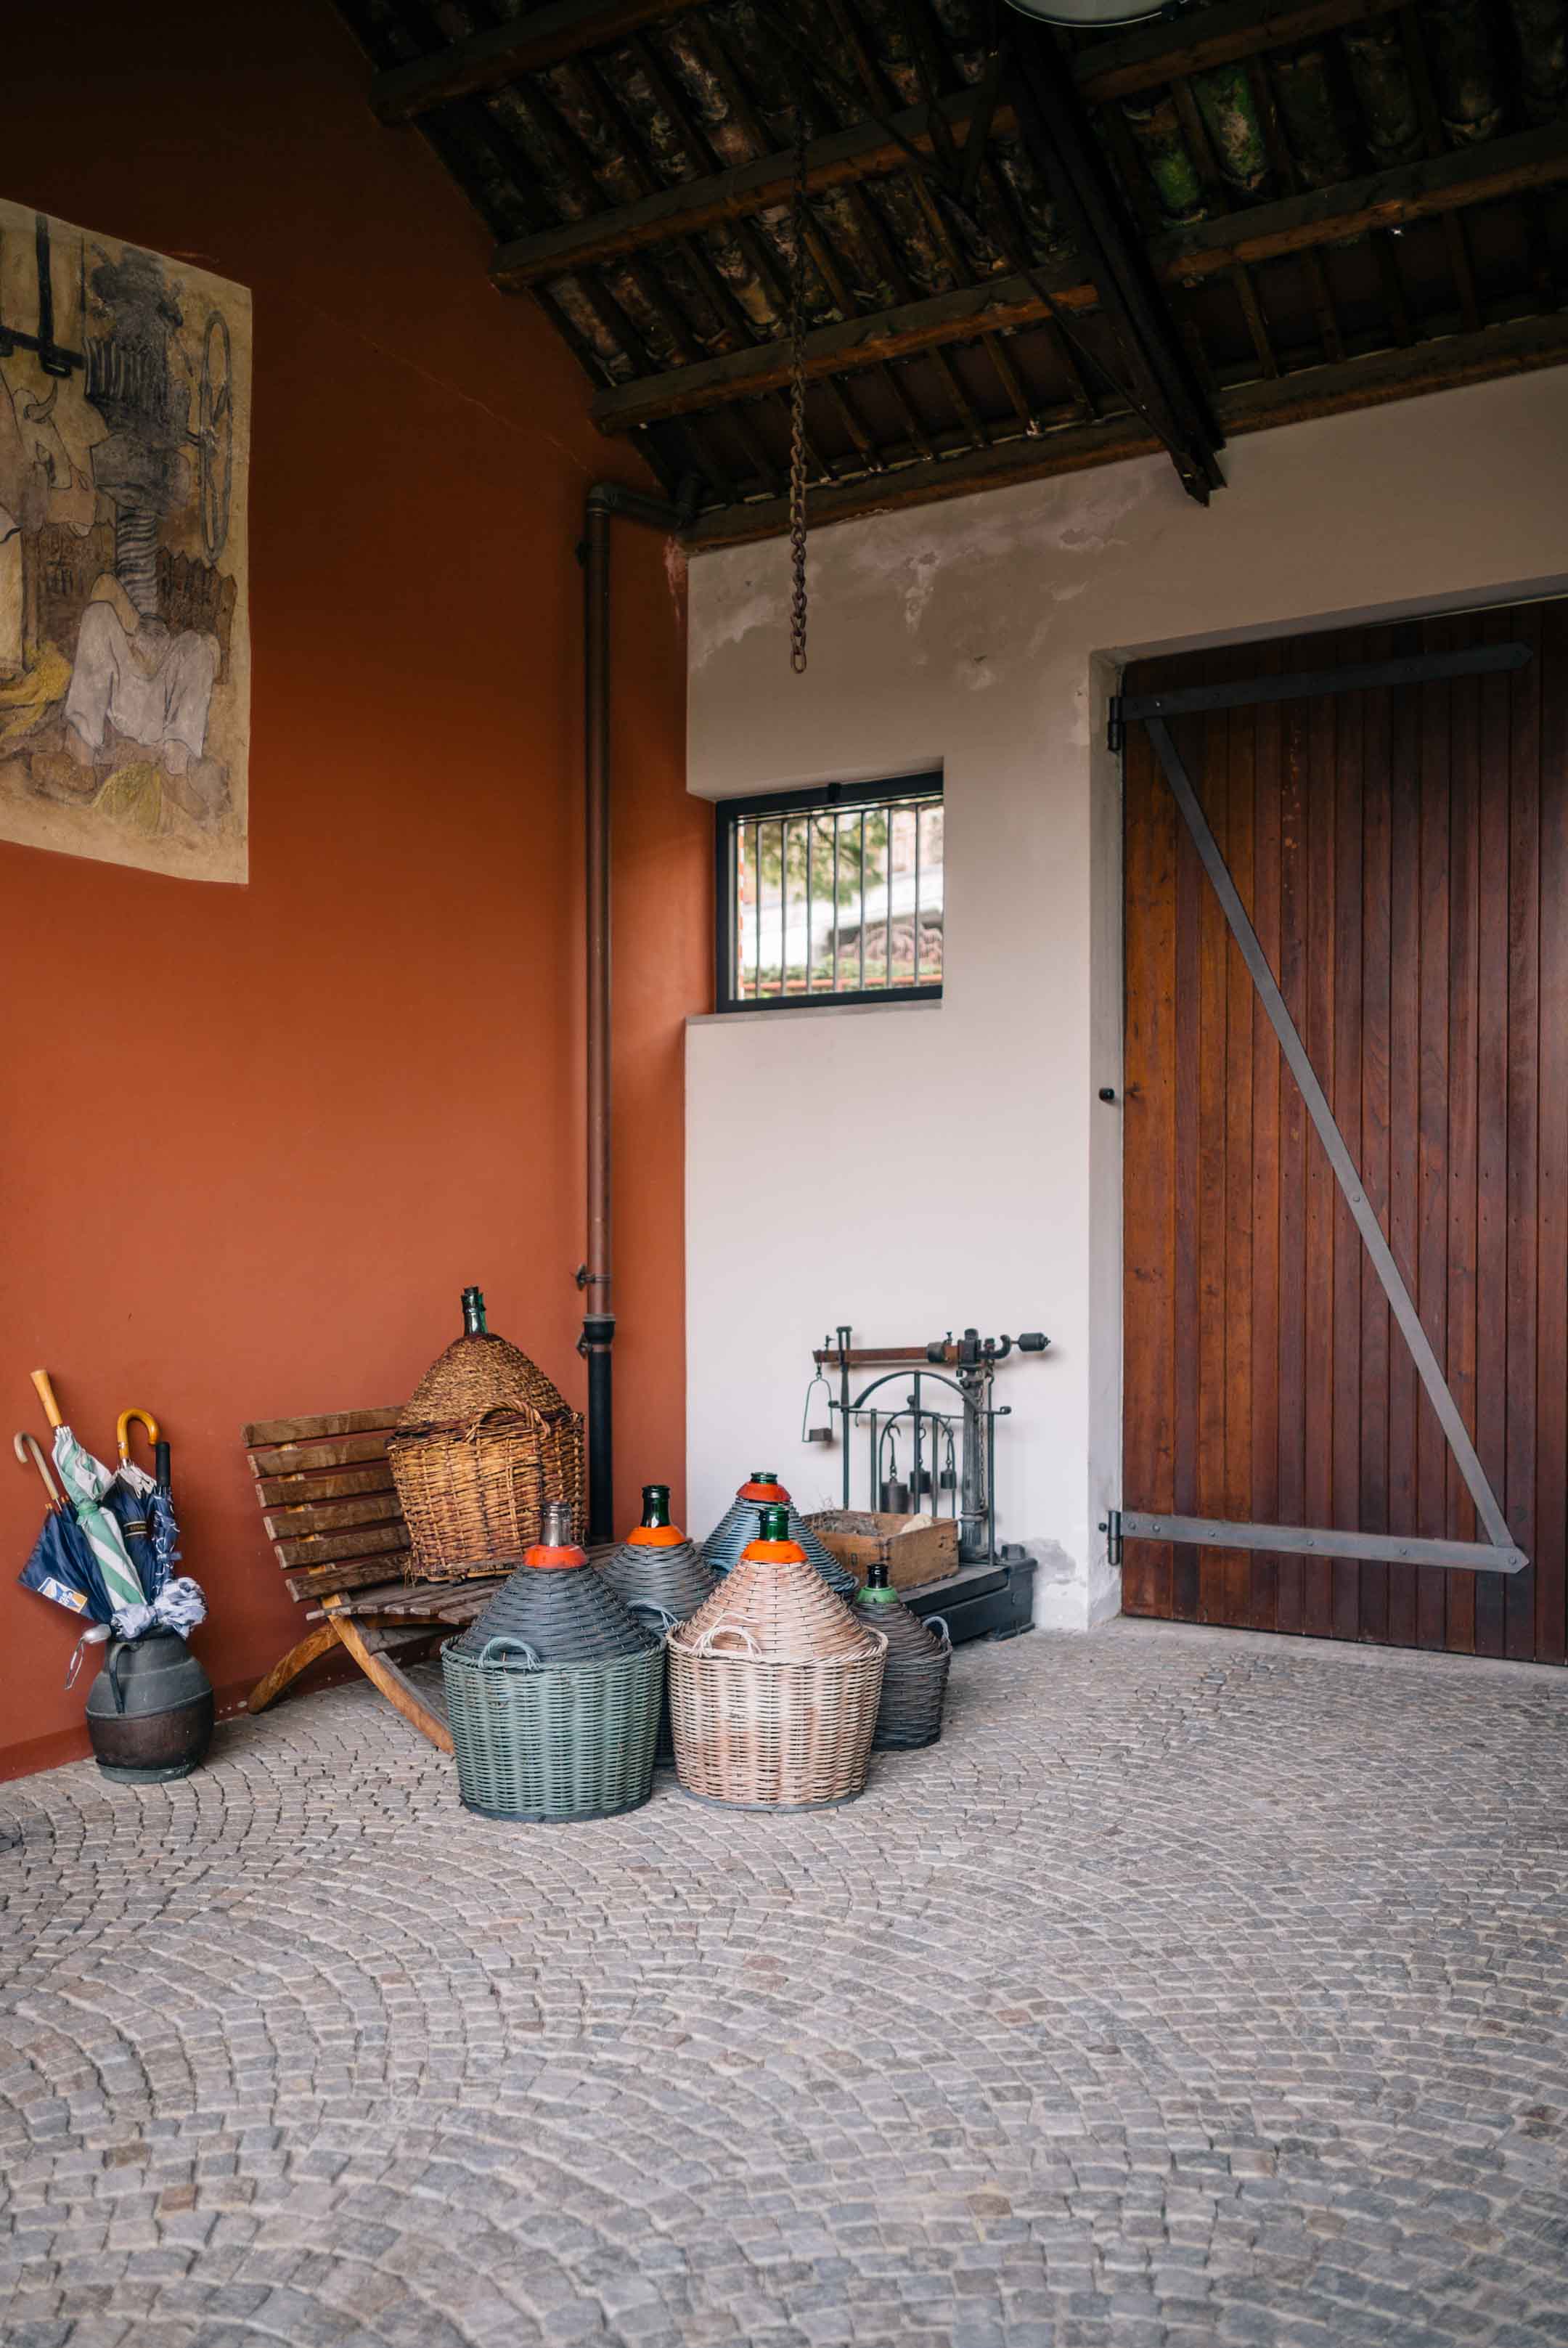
1121;598;1567;1663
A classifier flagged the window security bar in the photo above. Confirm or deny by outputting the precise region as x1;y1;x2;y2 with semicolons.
715;774;943;1011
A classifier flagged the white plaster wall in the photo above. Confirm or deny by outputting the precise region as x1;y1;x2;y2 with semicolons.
684;369;1568;1627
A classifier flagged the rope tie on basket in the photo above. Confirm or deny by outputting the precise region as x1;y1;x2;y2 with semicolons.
692;1621;764;1660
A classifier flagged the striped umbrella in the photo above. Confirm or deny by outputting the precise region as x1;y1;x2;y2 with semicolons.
32;1371;146;1620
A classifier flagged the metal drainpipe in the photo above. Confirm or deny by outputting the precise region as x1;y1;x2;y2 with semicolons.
579;481;683;1543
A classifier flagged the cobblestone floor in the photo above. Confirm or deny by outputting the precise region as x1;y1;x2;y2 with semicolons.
2;1619;1567;2348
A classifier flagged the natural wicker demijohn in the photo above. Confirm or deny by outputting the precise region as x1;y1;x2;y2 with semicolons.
701;1472;857;1597
389;1286;584;1580
441;1501;663;1822
852;1560;952;1750
597;1485;719;1764
669;1501;886;1812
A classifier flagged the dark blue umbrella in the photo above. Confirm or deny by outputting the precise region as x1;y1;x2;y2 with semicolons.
113;1410;178;1599
14;1432;114;1623
103;1479;158;1594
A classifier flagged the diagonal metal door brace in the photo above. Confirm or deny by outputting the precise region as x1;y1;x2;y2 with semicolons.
1111;640;1531;1578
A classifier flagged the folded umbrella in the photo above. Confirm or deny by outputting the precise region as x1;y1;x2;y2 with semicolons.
105;1407;162;1597
14;1430;113;1623
147;1429;179;1599
31;1369;146;1620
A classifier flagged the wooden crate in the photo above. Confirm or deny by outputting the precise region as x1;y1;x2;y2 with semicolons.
805;1509;959;1592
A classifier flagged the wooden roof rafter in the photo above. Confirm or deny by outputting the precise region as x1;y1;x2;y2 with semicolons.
338;0;1568;542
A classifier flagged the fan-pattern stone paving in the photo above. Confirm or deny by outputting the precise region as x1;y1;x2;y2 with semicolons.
2;1618;1567;2348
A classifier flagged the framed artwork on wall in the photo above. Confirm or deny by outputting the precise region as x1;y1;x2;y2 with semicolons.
0;198;250;883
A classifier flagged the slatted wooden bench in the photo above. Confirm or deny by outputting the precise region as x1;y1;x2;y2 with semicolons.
242;1409;615;1752
242;1407;507;1753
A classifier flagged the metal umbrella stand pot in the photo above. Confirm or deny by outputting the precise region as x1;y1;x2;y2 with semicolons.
851;1561;952;1750
596;1484;718;1763
701;1472;857;1597
441;1501;663;1822
669;1503;886;1812
85;1631;213;1783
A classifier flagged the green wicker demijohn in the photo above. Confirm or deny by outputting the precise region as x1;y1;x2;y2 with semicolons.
851;1560;952;1750
442;1501;663;1822
597;1485;719;1764
701;1472;857;1597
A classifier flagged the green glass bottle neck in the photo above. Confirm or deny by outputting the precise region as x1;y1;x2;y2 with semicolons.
461;1285;487;1337
861;1560;897;1603
756;1502;791;1541
640;1485;671;1529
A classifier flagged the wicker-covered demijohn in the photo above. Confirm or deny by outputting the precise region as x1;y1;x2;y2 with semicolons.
442;1502;663;1822
669;1503;886;1811
390;1287;584;1580
701;1472;857;1597
852;1562;952;1750
597;1485;719;1765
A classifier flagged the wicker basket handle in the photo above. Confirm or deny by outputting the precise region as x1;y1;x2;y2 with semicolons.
478;1634;542;1671
926;1615;952;1651
692;1620;762;1659
626;1600;679;1636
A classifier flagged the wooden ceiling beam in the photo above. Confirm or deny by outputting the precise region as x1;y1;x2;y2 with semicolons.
591;266;1097;428
375;0;1408;134
590;122;1568;433
678;309;1568;548
1074;0;1405;106
491;87;1002;288
1009;23;1222;502
486;1;1434;293
372;0;718;125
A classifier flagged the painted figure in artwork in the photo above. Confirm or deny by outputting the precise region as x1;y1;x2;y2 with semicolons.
0;203;249;882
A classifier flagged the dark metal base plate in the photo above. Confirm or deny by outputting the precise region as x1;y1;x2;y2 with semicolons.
95;1758;204;1785
903;1554;1036;1644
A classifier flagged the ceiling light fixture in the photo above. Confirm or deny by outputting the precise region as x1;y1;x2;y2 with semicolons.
1001;0;1169;28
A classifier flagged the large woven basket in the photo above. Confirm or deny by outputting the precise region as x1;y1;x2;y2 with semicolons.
442;1644;663;1822
442;1507;662;1821
852;1576;952;1750
701;1475;857;1597
390;1291;584;1580
597;1500;719;1765
668;1520;885;1811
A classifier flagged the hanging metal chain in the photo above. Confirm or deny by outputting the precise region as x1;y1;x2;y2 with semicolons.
788;100;809;675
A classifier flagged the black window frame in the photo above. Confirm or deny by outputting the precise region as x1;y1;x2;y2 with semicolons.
713;771;945;1014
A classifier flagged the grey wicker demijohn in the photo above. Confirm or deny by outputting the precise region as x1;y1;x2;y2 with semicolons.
851;1560;952;1750
700;1472;857;1597
596;1485;719;1764
669;1502;886;1812
441;1502;663;1822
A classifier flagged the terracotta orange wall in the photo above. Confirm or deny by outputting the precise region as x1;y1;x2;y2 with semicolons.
0;1;709;1776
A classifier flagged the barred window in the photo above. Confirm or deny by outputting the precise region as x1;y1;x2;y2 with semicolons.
715;774;944;1011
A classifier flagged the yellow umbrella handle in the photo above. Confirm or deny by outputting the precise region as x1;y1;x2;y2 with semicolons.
117;1406;160;1467
30;1369;64;1431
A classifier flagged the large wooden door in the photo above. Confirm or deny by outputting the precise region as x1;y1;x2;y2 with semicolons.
1121;598;1568;1663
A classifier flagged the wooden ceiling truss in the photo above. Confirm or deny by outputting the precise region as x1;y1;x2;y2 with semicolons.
336;0;1568;543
